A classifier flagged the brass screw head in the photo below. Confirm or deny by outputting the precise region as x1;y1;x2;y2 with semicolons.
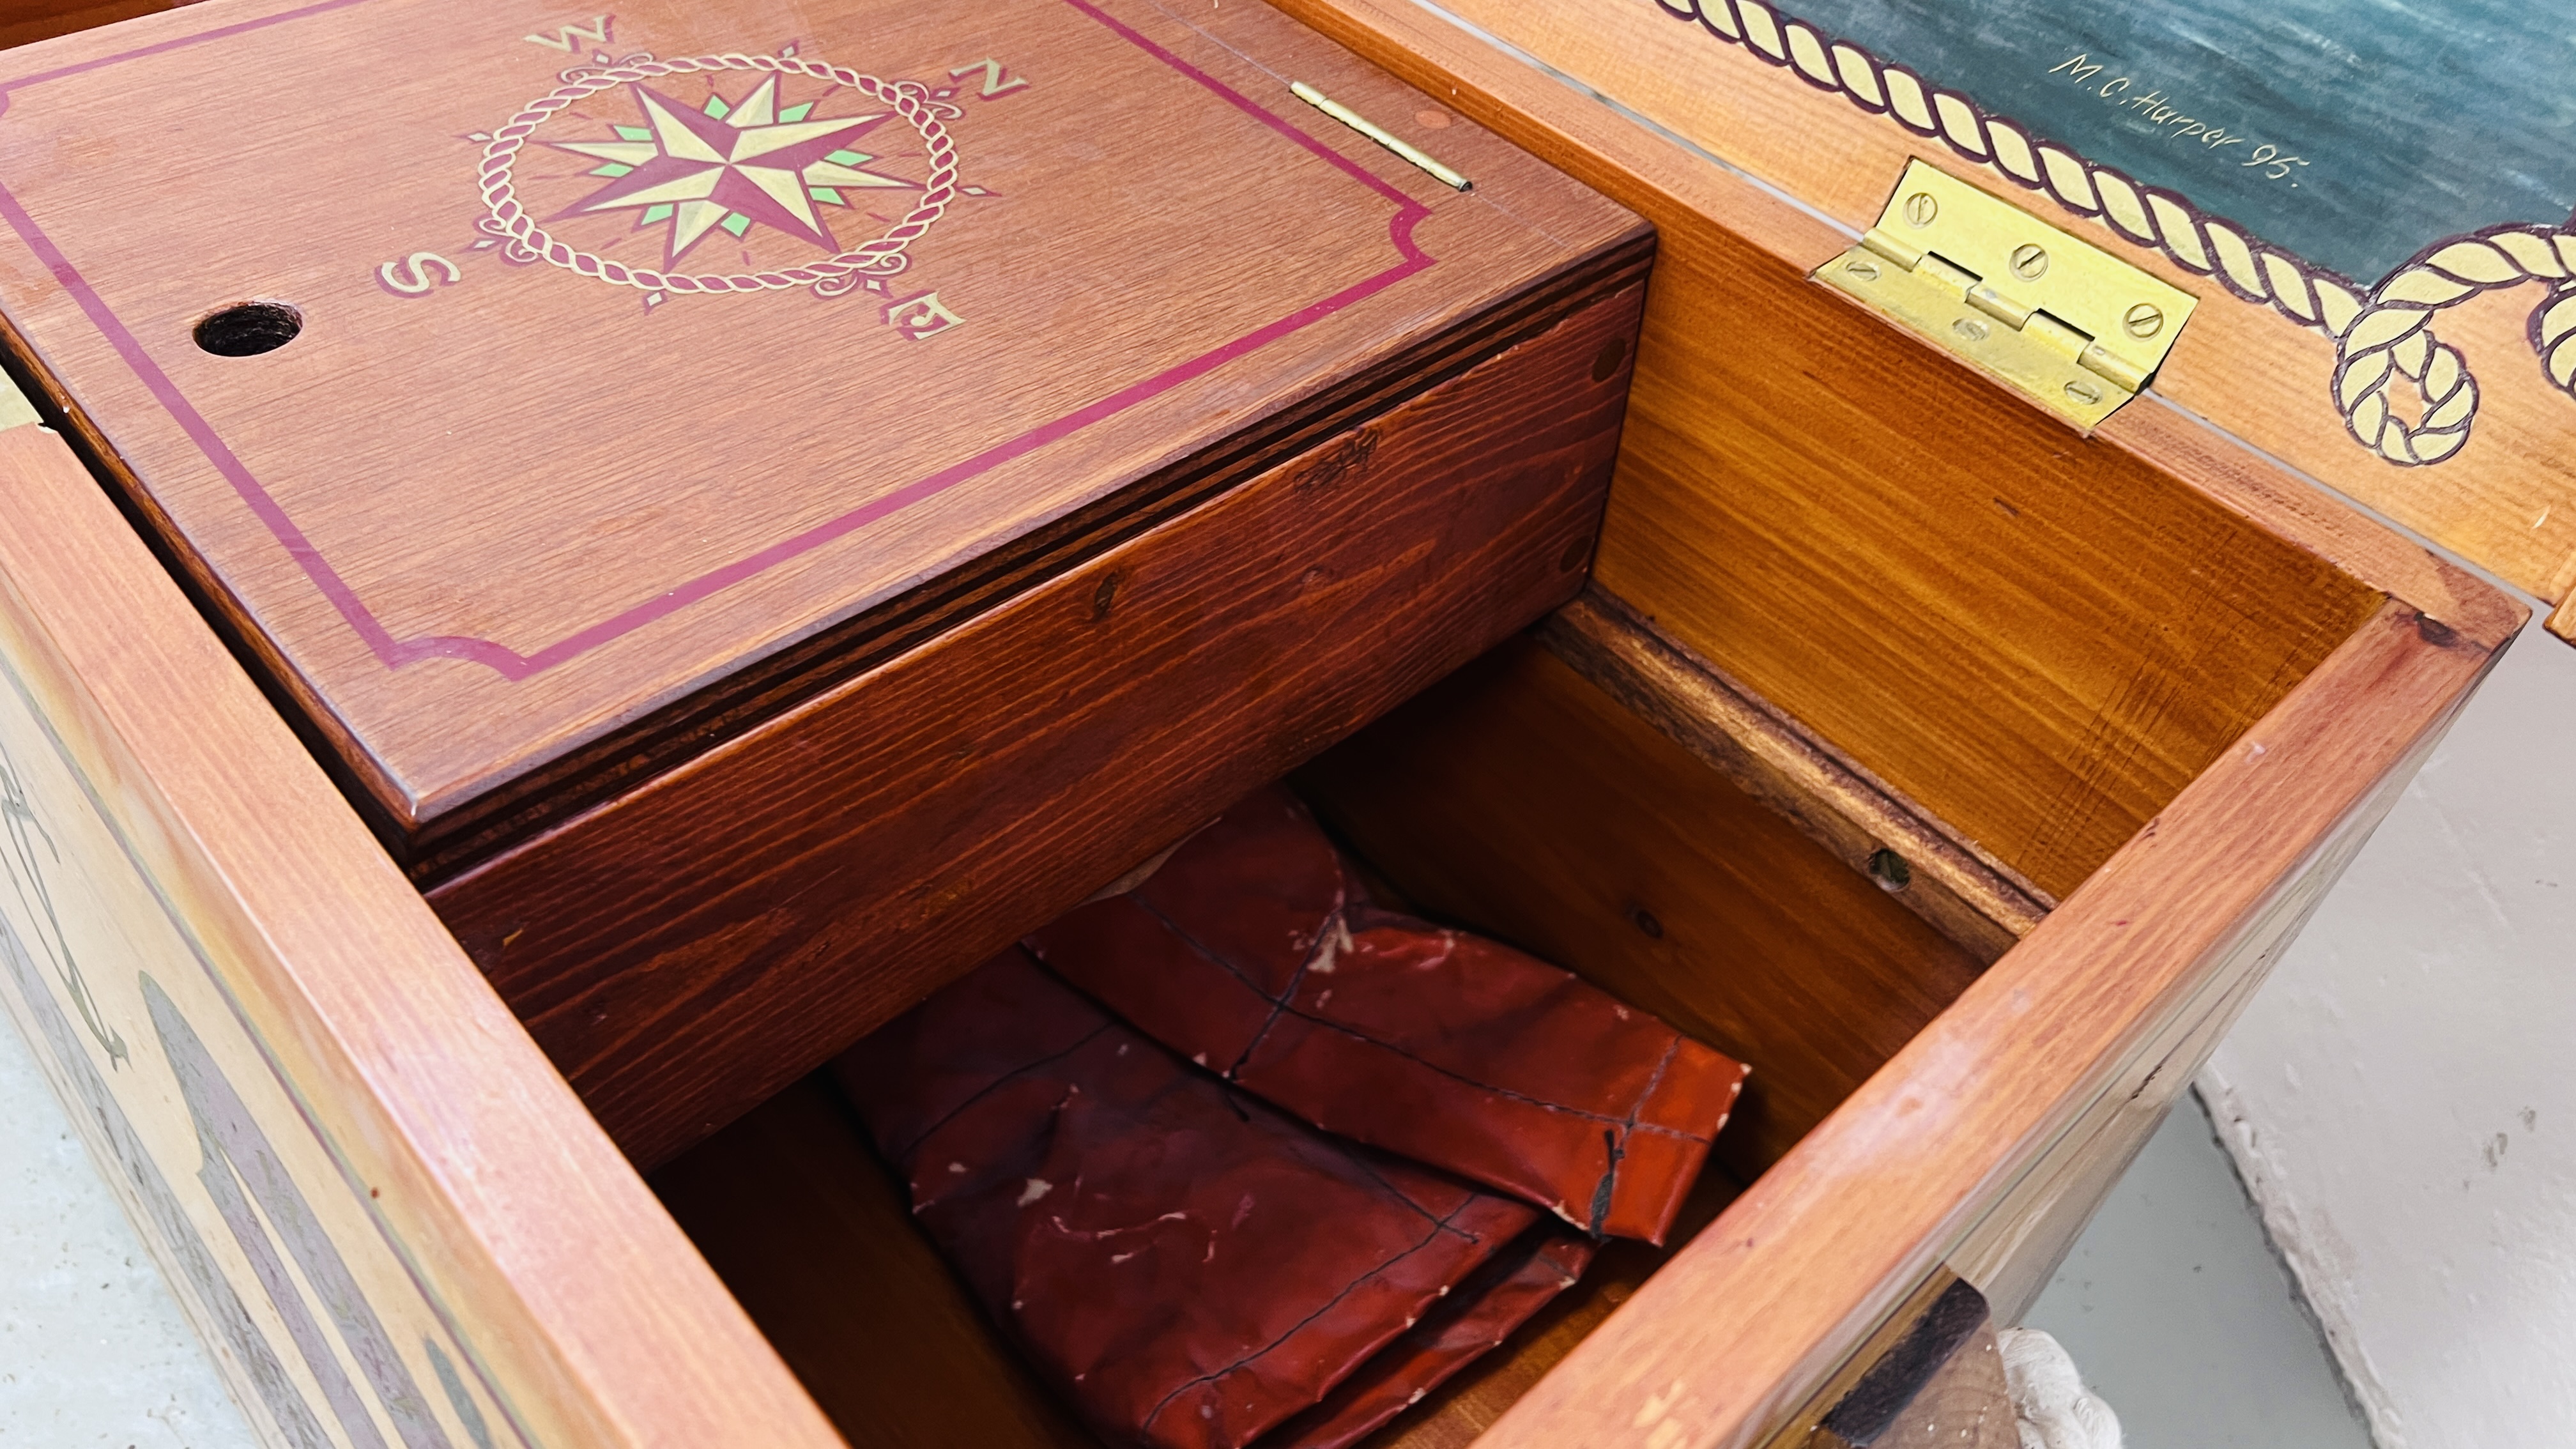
2064;378;2104;405
2010;243;2050;280
1845;257;1882;281
1952;316;1991;342
1903;192;1938;227
2123;302;2165;338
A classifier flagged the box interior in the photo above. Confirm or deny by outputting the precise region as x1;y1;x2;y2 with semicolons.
645;429;2385;1445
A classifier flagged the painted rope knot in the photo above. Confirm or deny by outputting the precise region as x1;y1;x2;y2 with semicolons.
2333;229;2576;466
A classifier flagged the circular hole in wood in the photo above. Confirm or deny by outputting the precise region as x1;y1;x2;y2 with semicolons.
1625;905;1664;939
194;302;303;357
1867;848;1913;893
1590;335;1629;383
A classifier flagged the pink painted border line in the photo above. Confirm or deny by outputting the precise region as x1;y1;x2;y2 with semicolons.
0;0;1434;680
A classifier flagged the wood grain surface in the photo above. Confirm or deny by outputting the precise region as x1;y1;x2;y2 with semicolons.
0;411;838;1448
654;1074;1101;1449
0;0;176;48
0;0;1641;850
1270;0;2386;903
1943;669;2446;1322
1538;589;2047;964
1299;638;1987;1181
438;283;1643;1169
1462;602;2504;1449
1275;0;2576;630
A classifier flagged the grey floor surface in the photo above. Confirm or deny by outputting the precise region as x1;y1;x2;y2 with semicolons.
0;1007;252;1448
1;1004;2368;1449
2024;1090;2375;1449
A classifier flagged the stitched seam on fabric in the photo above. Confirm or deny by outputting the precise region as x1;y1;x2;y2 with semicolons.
887;1021;1117;1160
1588;1036;1680;1232
1133;1196;1483;1438
1331;1149;1488;1238
1136;898;1712;1143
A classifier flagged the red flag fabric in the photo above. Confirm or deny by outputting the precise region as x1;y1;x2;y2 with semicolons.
835;949;1587;1449
1024;787;1748;1245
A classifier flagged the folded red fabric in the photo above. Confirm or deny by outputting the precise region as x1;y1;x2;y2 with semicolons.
1268;1226;1595;1449
834;949;1580;1449
1024;787;1749;1245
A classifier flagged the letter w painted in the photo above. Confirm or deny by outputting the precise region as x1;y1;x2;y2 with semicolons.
525;14;613;50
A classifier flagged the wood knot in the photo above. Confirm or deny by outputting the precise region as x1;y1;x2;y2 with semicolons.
1294;429;1378;493
1090;570;1123;621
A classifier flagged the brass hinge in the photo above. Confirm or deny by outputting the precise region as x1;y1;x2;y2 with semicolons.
1816;160;2196;429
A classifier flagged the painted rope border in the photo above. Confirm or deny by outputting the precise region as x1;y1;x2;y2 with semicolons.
1643;0;2576;464
477;51;961;300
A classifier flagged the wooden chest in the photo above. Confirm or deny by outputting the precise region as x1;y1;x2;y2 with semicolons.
0;0;1646;1165
0;2;2530;1449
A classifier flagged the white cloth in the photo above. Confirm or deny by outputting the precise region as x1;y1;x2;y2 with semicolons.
1996;1328;2122;1449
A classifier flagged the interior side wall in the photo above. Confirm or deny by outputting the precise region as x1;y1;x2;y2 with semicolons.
0;0;171;49
1591;211;2383;898
1296;638;1984;1178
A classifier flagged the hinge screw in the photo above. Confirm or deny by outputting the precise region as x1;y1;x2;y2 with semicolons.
1844;257;1881;282
1903;192;1938;227
2010;243;2050;280
1952;316;1990;342
2064;378;2104;405
2123;303;2165;338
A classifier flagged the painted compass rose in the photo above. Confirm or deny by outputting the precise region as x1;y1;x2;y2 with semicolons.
546;75;917;268
474;54;963;302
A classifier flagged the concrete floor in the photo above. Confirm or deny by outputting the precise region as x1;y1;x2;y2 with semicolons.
2025;1089;2374;1449
0;1004;252;1449
0;1007;2366;1449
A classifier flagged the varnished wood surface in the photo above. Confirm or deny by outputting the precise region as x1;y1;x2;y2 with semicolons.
0;416;838;1448
0;0;1642;843
1281;0;2576;629
1752;1270;1961;1449
1944;679;2443;1321
391;230;1650;886
654;1075;1101;1449
1299;638;1986;1181
1269;0;2489;907
0;0;178;48
438;285;1643;1169
1466;601;2505;1449
1539;589;2045;964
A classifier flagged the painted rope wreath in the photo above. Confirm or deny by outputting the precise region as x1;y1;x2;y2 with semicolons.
1648;0;2576;464
477;52;960;300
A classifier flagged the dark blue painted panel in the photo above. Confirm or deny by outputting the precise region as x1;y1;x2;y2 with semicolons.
1772;0;2576;285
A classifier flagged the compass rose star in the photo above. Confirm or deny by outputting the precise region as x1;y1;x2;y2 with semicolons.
544;75;916;266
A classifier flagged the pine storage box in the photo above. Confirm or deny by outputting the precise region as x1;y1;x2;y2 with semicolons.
0;3;2529;1449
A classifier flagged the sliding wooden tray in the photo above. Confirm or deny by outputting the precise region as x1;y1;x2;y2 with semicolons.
0;4;2529;1449
0;0;1648;1165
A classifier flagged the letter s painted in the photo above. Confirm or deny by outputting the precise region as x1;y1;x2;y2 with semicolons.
376;252;462;296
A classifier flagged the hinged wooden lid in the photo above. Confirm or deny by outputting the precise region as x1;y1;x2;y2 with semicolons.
0;0;1641;834
1316;0;2576;638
